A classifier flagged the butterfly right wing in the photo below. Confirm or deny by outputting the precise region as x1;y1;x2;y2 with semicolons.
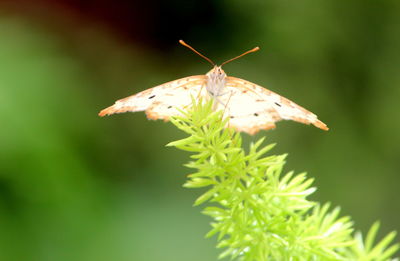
99;75;207;120
220;76;328;134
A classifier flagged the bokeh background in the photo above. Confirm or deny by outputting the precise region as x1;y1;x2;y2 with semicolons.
0;0;399;260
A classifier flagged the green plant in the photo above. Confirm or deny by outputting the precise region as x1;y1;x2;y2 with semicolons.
167;100;399;260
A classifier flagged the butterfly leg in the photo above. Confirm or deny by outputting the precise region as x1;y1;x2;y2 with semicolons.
181;83;207;111
221;90;234;120
220;91;237;143
211;90;232;110
210;90;236;133
197;83;206;101
207;88;226;108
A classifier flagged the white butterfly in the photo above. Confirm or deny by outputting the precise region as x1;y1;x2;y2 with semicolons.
99;40;328;135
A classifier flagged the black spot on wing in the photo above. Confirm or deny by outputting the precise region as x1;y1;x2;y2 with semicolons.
274;102;281;107
149;95;156;99
254;113;259;116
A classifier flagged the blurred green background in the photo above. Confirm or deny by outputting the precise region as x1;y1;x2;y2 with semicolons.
0;0;399;260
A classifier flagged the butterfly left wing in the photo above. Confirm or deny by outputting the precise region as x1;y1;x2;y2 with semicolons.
216;76;328;135
99;75;207;121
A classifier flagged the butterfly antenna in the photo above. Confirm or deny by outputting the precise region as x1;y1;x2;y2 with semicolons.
220;46;260;67
179;40;215;66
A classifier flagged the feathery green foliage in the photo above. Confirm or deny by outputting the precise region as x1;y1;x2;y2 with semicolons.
167;100;399;260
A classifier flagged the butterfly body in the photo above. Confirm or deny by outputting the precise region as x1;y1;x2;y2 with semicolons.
206;66;226;98
99;41;328;134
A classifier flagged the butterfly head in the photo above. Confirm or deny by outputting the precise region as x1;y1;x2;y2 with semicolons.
207;66;226;79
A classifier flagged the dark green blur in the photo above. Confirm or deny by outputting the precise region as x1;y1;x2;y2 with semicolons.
0;1;399;260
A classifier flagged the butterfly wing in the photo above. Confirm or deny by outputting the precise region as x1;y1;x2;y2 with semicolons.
99;75;207;121
218;76;328;134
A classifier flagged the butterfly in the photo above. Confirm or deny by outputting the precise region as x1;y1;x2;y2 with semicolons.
99;40;328;135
